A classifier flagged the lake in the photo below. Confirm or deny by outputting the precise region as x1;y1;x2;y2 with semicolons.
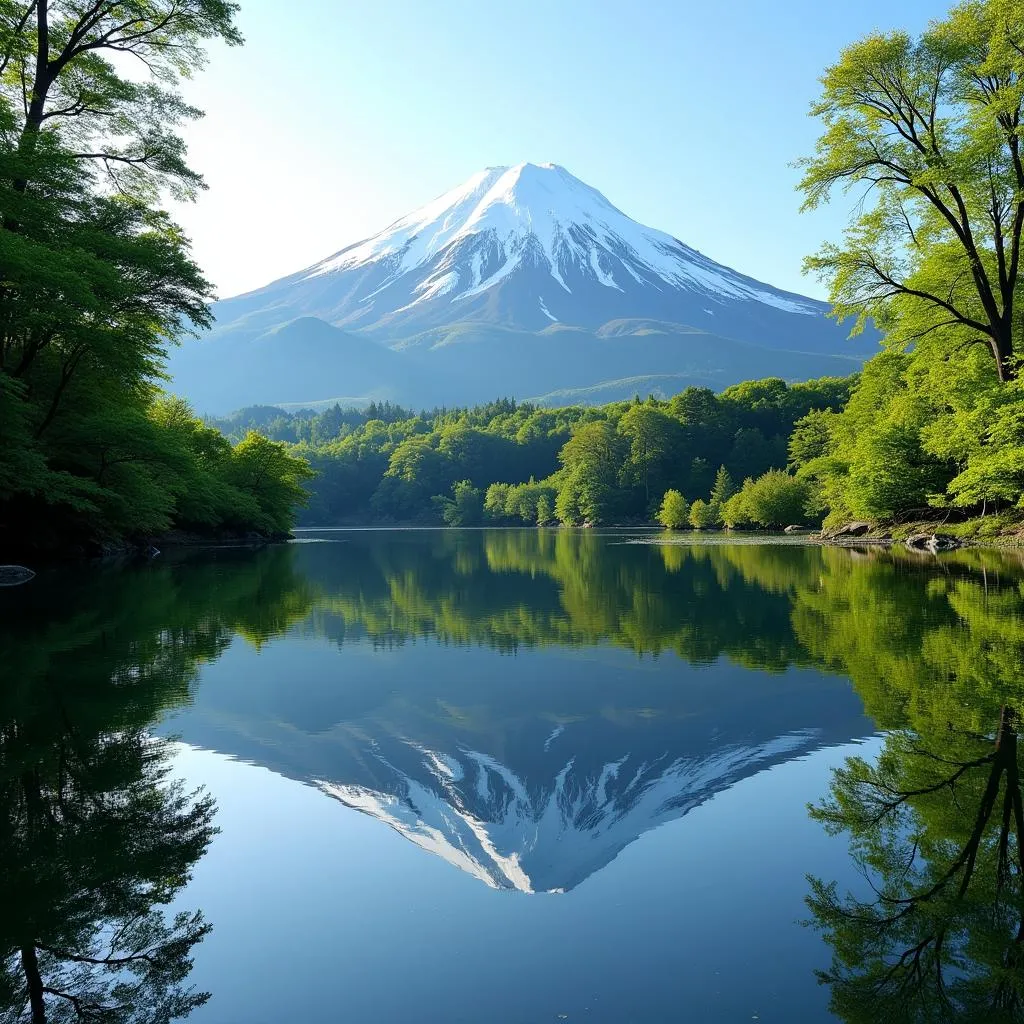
3;529;1023;1023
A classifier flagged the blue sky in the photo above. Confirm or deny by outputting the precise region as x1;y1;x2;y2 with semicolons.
175;0;941;300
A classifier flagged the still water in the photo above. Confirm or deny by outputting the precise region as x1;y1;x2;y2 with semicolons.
3;529;1024;1023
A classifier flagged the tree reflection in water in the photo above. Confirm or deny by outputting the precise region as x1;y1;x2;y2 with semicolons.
805;546;1024;1023
0;548;314;1023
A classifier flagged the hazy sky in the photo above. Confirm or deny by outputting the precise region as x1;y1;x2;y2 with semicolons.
173;0;940;301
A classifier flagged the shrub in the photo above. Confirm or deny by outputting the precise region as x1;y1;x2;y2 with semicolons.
688;498;718;529
721;489;753;528
739;470;811;528
656;489;689;529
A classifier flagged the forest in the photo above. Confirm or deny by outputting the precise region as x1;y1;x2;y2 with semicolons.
0;2;311;559
209;378;852;528
213;0;1024;538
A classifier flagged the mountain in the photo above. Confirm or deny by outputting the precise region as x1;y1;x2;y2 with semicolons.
167;163;874;412
316;724;825;893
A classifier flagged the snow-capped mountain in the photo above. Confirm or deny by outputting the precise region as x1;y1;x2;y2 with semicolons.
213;162;828;338
294;163;820;331
163;648;871;892
168;163;873;411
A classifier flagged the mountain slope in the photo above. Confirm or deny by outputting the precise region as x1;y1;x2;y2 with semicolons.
318;728;820;892
168;163;874;412
167;316;412;411
169;317;862;414
209;162;851;345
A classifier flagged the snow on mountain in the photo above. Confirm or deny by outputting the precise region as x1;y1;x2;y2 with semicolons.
318;729;819;893
301;163;818;320
208;162;837;341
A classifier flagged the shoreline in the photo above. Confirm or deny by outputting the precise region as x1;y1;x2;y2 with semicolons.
8;519;1024;576
294;521;1024;549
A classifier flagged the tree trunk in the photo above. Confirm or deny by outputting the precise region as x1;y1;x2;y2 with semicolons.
22;1;50;145
993;326;1016;383
5;2;51;219
20;945;46;1024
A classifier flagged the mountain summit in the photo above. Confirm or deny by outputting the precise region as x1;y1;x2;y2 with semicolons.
214;162;824;337
169;164;872;412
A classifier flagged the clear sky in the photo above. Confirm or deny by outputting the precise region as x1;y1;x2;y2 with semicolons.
173;0;941;301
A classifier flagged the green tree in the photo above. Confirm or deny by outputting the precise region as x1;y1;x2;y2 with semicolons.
617;403;676;504
555;421;624;525
225;431;315;535
484;482;512;520
688;498;716;529
0;1;315;554
535;494;554;526
656;489;689;529
721;486;753;528
736;470;811;528
788;409;837;469
439;479;483;526
799;0;1024;382
795;354;955;526
1;2;241;204
725;427;786;485
709;465;736;507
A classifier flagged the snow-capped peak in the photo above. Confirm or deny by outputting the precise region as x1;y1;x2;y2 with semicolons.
302;163;819;317
308;163;615;279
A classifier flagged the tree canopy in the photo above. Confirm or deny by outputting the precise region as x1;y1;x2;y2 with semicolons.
800;0;1024;382
0;3;311;556
212;378;852;528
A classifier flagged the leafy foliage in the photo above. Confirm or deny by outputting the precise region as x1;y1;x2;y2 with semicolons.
220;378;852;527
438;479;484;526
801;547;1024;1022
0;2;310;554
732;470;812;528
799;0;1024;382
0;544;315;1023
790;345;1024;526
656;488;689;529
688;498;717;529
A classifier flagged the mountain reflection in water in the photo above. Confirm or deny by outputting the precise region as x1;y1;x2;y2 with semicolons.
158;531;880;893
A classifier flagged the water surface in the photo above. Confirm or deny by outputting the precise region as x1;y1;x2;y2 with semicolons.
4;530;1023;1022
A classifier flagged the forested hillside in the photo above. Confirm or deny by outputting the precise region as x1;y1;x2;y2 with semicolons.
5;0;1024;554
195;1;1024;542
209;378;853;527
